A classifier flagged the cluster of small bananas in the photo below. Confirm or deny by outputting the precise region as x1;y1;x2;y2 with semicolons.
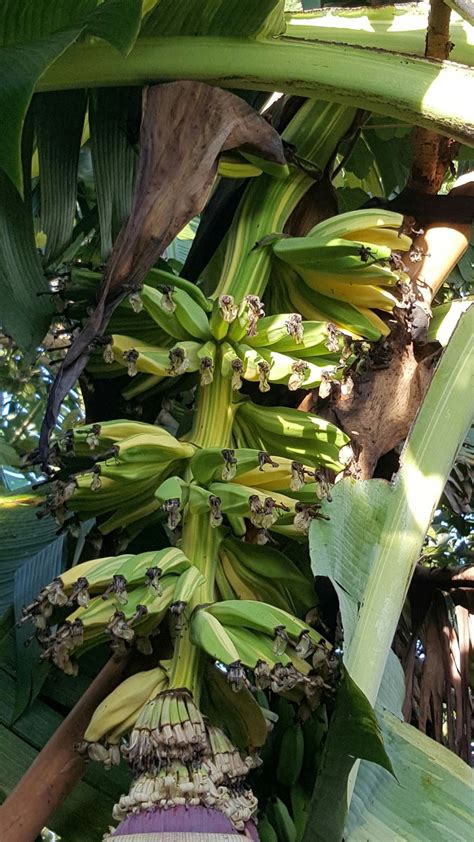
41;414;348;543
269;208;416;340
20;548;201;675
189;599;332;698
40;419;196;534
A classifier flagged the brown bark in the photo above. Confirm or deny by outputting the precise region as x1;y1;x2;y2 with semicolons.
408;0;457;195
0;654;129;842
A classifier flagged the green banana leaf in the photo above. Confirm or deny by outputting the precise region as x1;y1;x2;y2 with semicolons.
307;303;474;839
39;25;474;146
346;707;474;842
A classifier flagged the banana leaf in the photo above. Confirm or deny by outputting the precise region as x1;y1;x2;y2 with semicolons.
307;303;474;839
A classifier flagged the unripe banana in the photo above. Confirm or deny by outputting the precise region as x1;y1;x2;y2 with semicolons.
117;431;195;463
60;554;133;591
218;152;262;178
245;313;306;348
222;537;314;614
189;607;241;664
240;151;290;179
140;285;193;340
206;600;326;648
268;797;297;842
145;268;212;312
277;722;304;786
273;236;392;272
257;816;278;842
248;317;331;356
74;419;168;447
171;288;212;341
99;497;163;535
109;334;173;377
219;546;298;614
84;666;168;743
171;566;205;605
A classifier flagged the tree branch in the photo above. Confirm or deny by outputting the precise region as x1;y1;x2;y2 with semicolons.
408;0;457;194
0;653;130;842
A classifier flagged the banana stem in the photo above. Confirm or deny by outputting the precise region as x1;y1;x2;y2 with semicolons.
170;366;233;699
187;352;236;449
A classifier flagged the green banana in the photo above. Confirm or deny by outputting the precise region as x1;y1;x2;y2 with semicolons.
205;601;326;648
277;722;304;786
171;566;206;605
219;545;299;615
116;431;195;463
118;547;191;583
257;816;279;842
210;295;238;340
267;797;297;842
145;268;212;312
222;537;314;613
140;285;193;340
238;401;348;471
171;287;212;341
225;624;290;670
189;607;241;664
273;236;392;272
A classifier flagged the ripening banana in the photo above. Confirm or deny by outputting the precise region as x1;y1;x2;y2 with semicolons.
84;665;168;743
306;208;405;240
288;281;390;340
342;226;412;252
299;272;399;311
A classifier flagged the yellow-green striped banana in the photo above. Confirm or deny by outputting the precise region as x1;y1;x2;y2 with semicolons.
84;665;168;743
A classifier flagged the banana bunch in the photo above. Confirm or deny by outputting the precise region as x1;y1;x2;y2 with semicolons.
270;209;413;340
190;599;331;698
22;547;203;674
48;419;196;534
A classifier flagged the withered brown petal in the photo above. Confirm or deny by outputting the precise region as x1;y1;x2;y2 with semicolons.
38;81;285;465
